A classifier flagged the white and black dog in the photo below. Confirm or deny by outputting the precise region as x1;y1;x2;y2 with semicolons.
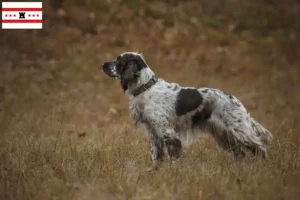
102;52;273;162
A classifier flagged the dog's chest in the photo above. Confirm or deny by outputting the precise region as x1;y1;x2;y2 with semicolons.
129;95;163;122
129;98;147;124
128;89;176;125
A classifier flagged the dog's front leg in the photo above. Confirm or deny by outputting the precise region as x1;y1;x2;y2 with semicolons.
163;129;182;161
149;134;165;162
145;117;182;162
144;124;165;163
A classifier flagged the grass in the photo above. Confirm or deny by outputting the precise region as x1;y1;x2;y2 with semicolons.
1;122;300;199
1;0;300;199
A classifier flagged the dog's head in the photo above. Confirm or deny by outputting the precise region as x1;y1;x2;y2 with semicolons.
102;52;148;91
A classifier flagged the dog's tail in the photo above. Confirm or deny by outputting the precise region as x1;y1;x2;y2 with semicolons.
250;118;273;146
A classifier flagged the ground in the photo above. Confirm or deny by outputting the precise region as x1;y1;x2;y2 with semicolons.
0;0;300;199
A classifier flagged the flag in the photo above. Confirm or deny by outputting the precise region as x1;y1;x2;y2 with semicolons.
2;2;42;29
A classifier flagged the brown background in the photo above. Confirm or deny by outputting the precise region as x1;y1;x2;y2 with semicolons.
0;0;300;199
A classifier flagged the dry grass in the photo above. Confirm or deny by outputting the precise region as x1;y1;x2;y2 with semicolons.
0;0;300;199
1;124;300;200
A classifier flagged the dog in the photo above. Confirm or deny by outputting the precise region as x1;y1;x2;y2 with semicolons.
102;52;273;162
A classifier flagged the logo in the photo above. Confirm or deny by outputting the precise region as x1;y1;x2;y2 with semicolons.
2;2;42;29
19;12;26;19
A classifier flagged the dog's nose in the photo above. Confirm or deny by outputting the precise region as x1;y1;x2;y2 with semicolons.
102;62;109;70
102;62;108;68
102;62;111;74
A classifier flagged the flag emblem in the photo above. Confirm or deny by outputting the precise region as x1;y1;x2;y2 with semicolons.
2;2;42;29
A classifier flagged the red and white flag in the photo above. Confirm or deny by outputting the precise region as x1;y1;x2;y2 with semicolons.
2;2;42;29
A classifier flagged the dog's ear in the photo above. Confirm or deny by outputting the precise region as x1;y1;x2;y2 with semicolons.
121;61;140;91
122;61;139;81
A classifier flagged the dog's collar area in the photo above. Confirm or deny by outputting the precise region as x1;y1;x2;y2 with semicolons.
132;76;157;97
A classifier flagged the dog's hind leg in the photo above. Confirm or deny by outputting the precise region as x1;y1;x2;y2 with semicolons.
232;147;246;159
230;118;269;159
210;127;246;159
208;116;268;159
247;143;268;159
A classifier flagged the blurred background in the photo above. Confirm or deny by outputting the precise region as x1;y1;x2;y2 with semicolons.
1;0;300;136
0;0;300;199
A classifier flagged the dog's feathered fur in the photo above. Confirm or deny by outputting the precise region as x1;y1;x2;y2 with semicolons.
102;52;273;161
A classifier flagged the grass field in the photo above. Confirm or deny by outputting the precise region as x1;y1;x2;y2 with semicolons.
1;0;300;199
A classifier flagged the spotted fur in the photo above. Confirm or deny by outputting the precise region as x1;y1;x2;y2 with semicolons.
102;52;273;162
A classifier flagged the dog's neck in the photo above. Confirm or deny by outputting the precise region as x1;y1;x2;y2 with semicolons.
126;67;155;97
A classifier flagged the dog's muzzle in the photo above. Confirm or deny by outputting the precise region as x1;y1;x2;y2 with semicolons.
102;61;120;79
